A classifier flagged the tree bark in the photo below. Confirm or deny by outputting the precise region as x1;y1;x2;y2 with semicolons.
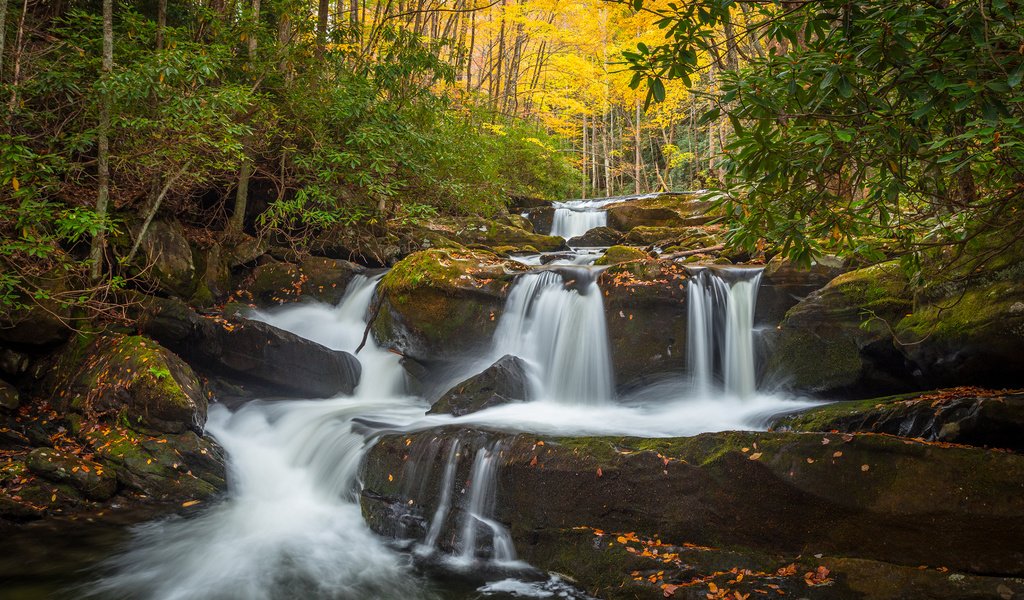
90;0;113;282
317;0;330;54
0;0;7;81
634;101;642;194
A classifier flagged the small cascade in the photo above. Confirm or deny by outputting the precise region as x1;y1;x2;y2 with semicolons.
686;266;764;398
422;440;461;550
551;203;608;239
458;441;515;563
493;268;614;404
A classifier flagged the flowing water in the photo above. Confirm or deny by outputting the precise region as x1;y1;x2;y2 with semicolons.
73;260;816;600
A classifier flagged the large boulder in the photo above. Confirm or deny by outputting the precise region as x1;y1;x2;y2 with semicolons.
756;255;850;326
0;379;19;411
428;355;529;416
0;275;72;348
240;255;365;307
41;334;207;434
362;427;1024;595
138;218;196;297
604;194;713;232
598;260;689;387
765;261;914;396
567;226;621;247
372;249;527;360
523;206;555;235
26;447;117;501
773;387;1024;451
594;245;649;266
138;297;361;399
895;279;1024;387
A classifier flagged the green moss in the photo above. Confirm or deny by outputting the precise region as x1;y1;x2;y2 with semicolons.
896;280;1023;341
379;249;480;295
595;245;648;266
830;261;910;311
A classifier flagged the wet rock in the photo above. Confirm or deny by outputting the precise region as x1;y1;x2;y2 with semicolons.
26;448;117;501
773;388;1024;451
138;297;361;398
594;245;649;266
566;226;621;247
599;260;689;386
764;261;914;396
0;348;30;378
372;249;527;360
0;277;72;348
756;254;849;326
895;279;1024;388
428;355;529;416
41;334;207;434
138;218;196;297
0;379;20;411
522;206;554;235
509;196;550;211
363;428;1024;579
241;256;364;307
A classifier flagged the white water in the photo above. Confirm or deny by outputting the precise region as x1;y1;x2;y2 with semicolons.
90;261;816;600
492;269;613;404
550;206;607;239
686;267;764;399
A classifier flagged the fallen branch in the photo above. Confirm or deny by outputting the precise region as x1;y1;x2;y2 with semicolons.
356;289;387;355
660;244;725;261
123;160;193;265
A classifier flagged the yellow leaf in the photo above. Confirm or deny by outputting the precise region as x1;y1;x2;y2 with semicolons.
387;473;393;482
708;582;719;593
159;72;165;83
11;177;19;191
748;452;762;460
182;500;200;507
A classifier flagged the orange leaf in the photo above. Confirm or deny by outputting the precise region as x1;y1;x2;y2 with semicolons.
596;467;603;477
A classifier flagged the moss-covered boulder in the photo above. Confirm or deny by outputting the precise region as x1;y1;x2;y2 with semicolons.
42;334;207;434
595;245;649;266
765;261;914;395
604;194;713;231
773;387;1024;451
522;206;555;234
137;218;197;298
419;216;566;252
372;249;527;359
26;447;117;501
598;260;689;386
240;255;365;307
756;255;849;326
362;427;1024;584
427;355;530;416
895;279;1024;387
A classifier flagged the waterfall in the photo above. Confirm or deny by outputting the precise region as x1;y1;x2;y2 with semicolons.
422;440;461;550
686;267;763;398
492;268;614;404
458;441;515;564
550;205;608;239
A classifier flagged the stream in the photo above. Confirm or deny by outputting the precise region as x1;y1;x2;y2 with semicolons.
4;213;819;599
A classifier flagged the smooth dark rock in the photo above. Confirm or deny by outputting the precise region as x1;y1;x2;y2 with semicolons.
0;379;19;411
242;256;364;307
773;389;1024;451
428;355;529;416
138;218;196;297
523;206;555;235
566;226;621;247
139;297;361;398
362;428;1024;583
756;255;849;326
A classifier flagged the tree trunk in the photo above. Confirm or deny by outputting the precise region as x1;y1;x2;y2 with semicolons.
90;0;113;282
156;0;167;50
317;0;330;54
0;0;7;81
6;0;27;112
230;0;260;235
634;101;642;194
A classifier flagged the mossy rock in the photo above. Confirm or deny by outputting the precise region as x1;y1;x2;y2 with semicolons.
419;216;566;252
595;245;649;266
772;388;1024;451
374;249;525;358
137;218;198;298
26;447;117;501
240;256;364;307
41;334;207;435
894;280;1024;386
765;261;914;396
362;427;1024;579
604;193;714;231
624;225;701;246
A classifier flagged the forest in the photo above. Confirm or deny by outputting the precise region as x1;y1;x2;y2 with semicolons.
2;0;1024;598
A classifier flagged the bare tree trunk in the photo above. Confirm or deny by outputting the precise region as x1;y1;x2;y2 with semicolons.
229;0;261;235
591;116;598;194
156;0;167;50
0;0;8;80
317;0;330;54
6;0;27;112
90;0;113;282
465;8;476;91
581;112;587;199
634;101;642;194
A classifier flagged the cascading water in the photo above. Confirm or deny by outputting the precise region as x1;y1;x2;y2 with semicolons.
491;268;614;404
685;266;764;398
457;441;515;565
550;202;608;239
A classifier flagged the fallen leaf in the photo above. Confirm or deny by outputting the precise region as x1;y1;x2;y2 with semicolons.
821;437;830;445
596;467;603;477
182;500;200;507
832;451;843;458
861;464;870;472
748;452;762;460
